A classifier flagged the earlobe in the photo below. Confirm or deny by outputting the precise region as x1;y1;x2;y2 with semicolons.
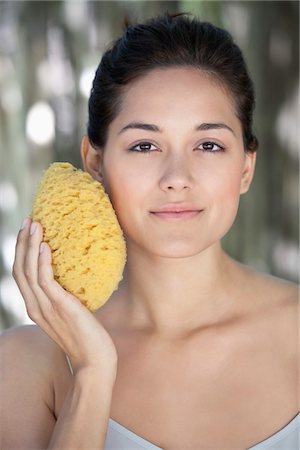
240;151;257;194
80;135;104;183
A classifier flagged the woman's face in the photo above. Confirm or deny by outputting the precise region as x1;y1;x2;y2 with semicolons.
97;67;256;258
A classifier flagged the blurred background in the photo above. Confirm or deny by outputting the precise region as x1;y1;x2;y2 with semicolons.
0;0;299;330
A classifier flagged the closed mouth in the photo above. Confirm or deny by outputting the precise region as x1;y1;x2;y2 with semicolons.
150;210;203;219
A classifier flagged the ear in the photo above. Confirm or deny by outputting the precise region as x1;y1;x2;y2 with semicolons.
240;151;257;194
80;135;104;183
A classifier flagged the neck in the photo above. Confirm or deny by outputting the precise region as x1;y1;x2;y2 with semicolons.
117;241;245;337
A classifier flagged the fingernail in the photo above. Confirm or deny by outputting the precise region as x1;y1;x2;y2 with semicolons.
20;218;29;230
39;242;46;254
30;222;37;235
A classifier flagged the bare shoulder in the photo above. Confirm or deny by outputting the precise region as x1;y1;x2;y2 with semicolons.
261;271;298;299
237;261;298;306
0;323;71;398
2;322;54;352
1;324;66;373
0;324;70;448
238;263;299;355
256;270;298;340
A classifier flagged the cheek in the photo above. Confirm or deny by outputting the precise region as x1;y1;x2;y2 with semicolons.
102;163;148;230
217;173;242;203
206;163;243;230
205;154;243;196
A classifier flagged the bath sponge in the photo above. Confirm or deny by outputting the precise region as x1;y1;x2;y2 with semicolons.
31;162;126;311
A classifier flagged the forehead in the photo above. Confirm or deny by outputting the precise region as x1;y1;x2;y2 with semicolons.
113;67;240;131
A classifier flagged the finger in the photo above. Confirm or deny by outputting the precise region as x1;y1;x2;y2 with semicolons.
23;221;43;290
13;217;32;276
38;242;86;317
15;229;63;343
12;218;42;322
24;223;63;327
37;242;89;351
15;220;58;332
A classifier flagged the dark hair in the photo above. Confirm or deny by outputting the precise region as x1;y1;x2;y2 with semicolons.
88;12;258;152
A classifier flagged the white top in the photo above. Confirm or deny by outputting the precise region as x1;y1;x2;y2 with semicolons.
104;414;300;450
65;355;300;449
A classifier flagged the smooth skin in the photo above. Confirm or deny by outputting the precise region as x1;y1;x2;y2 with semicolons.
2;219;118;449
1;67;299;450
11;219;118;374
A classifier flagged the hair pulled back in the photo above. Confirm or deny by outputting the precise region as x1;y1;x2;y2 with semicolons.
88;13;258;152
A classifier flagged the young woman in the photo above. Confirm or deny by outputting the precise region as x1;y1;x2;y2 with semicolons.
1;13;299;450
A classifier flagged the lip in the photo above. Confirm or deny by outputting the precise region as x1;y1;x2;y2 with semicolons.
150;203;202;213
151;210;201;220
150;203;203;220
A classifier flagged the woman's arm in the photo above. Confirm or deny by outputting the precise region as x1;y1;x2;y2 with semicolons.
48;367;115;449
1;218;120;449
0;326;117;450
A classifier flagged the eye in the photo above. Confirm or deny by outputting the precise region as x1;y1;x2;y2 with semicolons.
197;141;225;153
128;141;158;153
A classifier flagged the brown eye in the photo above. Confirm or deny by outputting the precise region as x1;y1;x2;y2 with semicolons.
129;142;157;152
198;141;224;152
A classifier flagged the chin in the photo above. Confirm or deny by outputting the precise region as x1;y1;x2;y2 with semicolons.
125;220;230;259
144;238;218;259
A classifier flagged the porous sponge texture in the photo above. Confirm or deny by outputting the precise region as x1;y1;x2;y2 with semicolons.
31;162;126;311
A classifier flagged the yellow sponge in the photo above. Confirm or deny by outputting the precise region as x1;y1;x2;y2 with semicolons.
31;162;126;311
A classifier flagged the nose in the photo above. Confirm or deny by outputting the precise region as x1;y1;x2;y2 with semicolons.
159;155;194;192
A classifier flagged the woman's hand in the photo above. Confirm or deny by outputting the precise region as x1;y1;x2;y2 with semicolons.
12;218;118;378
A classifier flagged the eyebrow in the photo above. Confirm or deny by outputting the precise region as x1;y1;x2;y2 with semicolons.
196;122;235;135
118;121;235;136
